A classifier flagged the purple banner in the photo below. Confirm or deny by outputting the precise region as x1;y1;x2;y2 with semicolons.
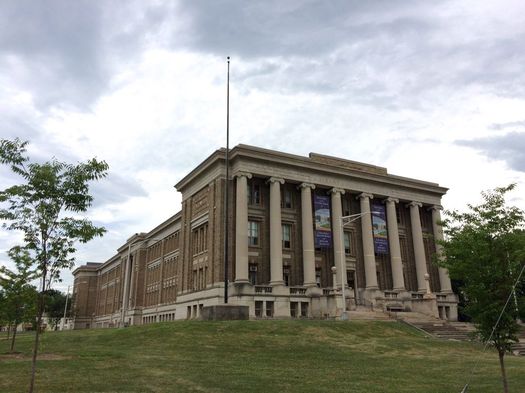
314;195;331;247
372;203;389;254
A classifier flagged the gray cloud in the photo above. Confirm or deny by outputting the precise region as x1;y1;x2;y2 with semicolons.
0;0;167;110
90;173;148;207
175;0;525;107
489;120;525;131
456;132;525;172
0;1;107;109
178;0;430;58
2;0;524;114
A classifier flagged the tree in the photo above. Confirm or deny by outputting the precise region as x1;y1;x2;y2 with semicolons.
43;289;69;331
0;288;8;337
439;184;525;393
0;247;38;353
0;138;108;392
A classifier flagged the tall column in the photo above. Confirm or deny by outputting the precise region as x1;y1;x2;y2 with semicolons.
408;201;428;292
268;177;285;286
235;172;252;283
121;252;131;325
359;193;378;289
430;205;453;293
385;198;405;291
330;188;345;288
299;183;316;287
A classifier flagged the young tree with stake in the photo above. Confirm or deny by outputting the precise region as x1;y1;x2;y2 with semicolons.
439;184;525;393
0;247;38;353
0;138;108;393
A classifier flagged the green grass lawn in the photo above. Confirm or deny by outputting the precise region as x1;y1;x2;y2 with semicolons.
1;320;523;393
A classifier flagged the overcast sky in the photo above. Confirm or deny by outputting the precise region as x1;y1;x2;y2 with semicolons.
1;0;524;292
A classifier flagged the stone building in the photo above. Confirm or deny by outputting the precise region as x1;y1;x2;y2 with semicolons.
72;145;457;328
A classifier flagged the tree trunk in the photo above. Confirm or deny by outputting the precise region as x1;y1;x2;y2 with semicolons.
10;325;17;353
28;270;46;393
7;324;11;340
498;349;509;393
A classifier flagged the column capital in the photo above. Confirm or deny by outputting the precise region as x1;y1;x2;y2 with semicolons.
384;197;399;204
429;204;443;212
407;201;422;208
233;171;252;180
298;182;316;190
357;192;373;200
329;187;346;195
267;177;285;185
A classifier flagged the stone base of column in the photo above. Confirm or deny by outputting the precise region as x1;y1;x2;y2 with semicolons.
230;281;253;297
269;280;285;287
396;290;413;301
410;297;439;319
423;292;436;300
362;287;380;306
306;286;322;298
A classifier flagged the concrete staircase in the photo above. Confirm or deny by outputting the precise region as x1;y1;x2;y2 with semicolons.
346;309;525;357
399;314;525;357
411;321;475;341
396;312;475;341
511;325;525;356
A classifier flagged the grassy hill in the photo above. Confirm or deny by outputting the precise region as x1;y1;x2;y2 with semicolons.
1;320;524;392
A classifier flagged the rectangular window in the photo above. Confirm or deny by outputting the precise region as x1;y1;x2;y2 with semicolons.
342;197;351;216
266;301;274;317
248;183;261;205
282;189;293;208
316;268;322;288
255;301;263;317
248;221;260;246
192;224;208;255
249;266;257;285
283;267;290;287
282;223;292;249
347;271;354;288
300;302;308;317
344;232;351;255
290;302;298;318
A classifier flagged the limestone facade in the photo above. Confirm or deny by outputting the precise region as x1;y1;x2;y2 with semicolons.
72;145;458;328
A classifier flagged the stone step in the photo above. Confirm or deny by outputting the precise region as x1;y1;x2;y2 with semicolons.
511;343;525;356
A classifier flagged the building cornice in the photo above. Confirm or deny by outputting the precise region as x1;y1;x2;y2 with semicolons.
174;144;448;204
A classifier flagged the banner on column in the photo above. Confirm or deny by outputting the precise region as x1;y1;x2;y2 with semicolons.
372;203;389;254
314;195;331;247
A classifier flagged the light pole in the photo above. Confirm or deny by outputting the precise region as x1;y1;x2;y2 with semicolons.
121;237;163;327
339;211;379;320
61;285;70;331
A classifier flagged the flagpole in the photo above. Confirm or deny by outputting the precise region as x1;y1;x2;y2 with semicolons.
61;285;70;330
224;56;230;304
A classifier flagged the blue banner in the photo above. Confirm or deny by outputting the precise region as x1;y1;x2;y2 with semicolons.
372;203;389;254
314;195;331;247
